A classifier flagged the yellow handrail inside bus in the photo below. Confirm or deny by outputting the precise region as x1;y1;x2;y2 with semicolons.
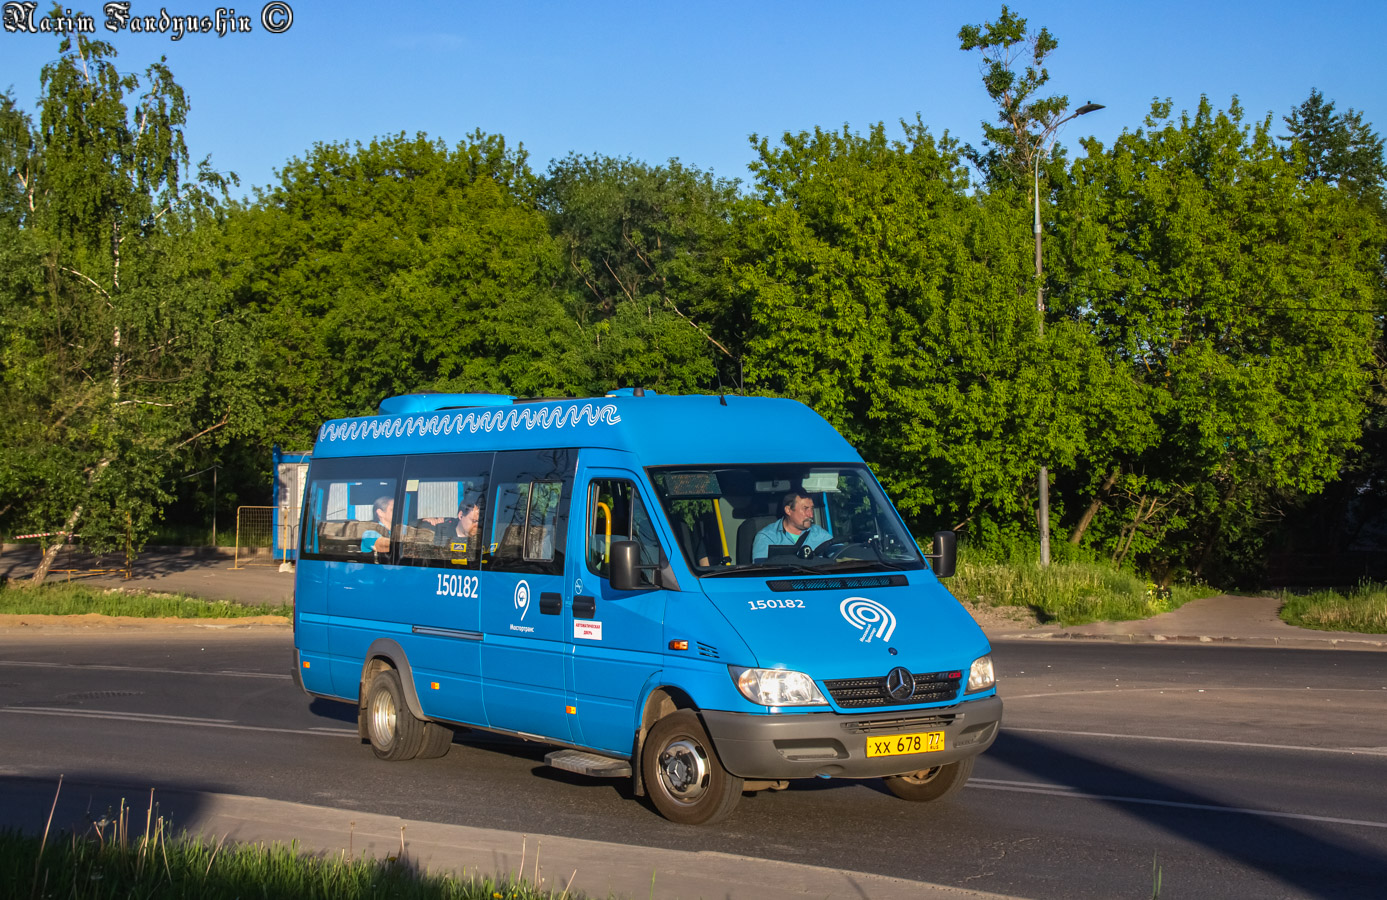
596;501;612;563
713;500;730;564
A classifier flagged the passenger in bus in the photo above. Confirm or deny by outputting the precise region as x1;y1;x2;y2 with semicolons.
361;496;394;553
752;490;830;561
421;498;482;564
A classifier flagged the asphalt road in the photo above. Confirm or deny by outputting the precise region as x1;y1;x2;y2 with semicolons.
2;630;1384;898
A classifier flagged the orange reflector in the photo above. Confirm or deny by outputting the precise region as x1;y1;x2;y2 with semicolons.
668;639;689;651
430;682;440;690
565;705;577;715
302;661;310;668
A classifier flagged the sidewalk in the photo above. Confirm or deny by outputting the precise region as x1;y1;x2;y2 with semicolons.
0;543;294;605
979;593;1387;651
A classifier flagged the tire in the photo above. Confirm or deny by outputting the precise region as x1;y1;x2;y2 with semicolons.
416;720;454;759
883;755;975;802
641;710;743;825
364;669;427;761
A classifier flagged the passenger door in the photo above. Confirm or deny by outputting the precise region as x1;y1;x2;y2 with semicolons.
568;469;669;755
479;449;576;742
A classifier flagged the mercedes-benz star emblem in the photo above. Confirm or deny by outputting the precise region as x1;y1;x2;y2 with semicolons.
885;666;915;702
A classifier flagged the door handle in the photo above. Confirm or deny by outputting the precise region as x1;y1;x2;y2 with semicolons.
573;594;596;618
539;592;561;615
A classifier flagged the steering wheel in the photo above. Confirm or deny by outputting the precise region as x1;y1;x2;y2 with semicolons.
811;540;873;561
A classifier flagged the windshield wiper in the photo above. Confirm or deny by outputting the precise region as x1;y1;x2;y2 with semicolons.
700;562;822;578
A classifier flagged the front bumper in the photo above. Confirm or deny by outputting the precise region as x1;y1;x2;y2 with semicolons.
701;694;1002;779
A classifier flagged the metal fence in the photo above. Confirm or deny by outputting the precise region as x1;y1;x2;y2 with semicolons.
234;505;277;568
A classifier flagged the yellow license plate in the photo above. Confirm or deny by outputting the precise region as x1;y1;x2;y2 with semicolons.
866;731;945;758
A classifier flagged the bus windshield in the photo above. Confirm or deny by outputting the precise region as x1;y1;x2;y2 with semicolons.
648;464;925;576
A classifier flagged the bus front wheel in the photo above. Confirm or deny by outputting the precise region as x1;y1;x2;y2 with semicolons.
641;710;743;825
883;756;974;802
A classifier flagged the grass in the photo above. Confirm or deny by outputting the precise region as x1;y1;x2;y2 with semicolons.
951;557;1217;627
1277;581;1387;634
2;785;582;900
0;583;289;619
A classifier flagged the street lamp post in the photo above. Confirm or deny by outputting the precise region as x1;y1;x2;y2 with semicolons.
1034;102;1103;567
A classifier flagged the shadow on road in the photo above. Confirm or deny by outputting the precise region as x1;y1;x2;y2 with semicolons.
0;545;294;605
989;731;1387;898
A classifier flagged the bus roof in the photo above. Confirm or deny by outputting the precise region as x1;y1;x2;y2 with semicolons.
311;392;859;466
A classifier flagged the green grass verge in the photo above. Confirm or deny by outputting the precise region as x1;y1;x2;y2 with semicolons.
951;559;1217;626
0;584;288;619
1;827;579;900
1278;582;1387;633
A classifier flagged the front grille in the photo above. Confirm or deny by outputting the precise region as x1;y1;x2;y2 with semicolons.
823;671;961;708
841;713;958;734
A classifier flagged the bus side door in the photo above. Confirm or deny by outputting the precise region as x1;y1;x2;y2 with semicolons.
479;449;576;743
568;468;669;755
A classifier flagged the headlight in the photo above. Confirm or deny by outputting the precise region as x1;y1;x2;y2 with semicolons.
966;654;995;693
728;666;828;707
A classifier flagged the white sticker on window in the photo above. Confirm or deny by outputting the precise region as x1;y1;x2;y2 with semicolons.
803;471;840;492
573;620;603;641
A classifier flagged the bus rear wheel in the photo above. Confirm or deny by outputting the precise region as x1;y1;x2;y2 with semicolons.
364;669;450;761
883;756;974;802
642;710;743;825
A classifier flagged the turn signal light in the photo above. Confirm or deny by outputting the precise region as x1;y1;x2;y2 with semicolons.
668;640;689;651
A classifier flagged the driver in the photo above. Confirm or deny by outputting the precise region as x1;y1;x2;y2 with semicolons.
752;490;831;561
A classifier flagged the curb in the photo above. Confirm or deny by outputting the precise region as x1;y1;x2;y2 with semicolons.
990;631;1387;651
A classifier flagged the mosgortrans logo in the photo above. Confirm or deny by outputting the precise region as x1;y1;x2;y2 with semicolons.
840;596;897;644
2;2;294;39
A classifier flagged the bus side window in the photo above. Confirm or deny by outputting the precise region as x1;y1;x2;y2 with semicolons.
587;479;662;586
397;452;491;570
485;449;573;576
298;461;401;562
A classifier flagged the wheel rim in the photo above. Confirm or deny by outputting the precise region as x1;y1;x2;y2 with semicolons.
369;688;397;748
657;737;710;804
900;766;943;785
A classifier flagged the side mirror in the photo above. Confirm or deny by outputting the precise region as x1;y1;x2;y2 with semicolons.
610;540;656;591
929;531;956;578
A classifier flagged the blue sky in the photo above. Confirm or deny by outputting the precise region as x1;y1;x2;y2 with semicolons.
2;0;1384;198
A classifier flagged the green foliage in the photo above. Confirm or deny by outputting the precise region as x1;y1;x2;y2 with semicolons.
737;120;1138;537
0;584;288;618
1;825;579;899
958;5;1069;187
1278;582;1387;633
0;32;253;569
1053;98;1385;580
1282;89;1386;205
220;131;586;447
542;154;741;391
952;556;1216;626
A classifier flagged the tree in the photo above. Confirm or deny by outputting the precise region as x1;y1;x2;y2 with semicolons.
1053;98;1385;580
220;131;588;447
0;29;251;584
736;120;1134;537
1282;89;1386;205
957;5;1068;188
541;154;741;392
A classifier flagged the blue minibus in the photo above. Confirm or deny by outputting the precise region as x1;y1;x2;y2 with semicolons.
292;390;1001;824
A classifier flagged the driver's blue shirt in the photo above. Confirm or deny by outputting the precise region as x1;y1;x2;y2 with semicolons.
752;519;831;561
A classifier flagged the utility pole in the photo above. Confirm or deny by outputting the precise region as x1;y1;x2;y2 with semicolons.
1034;102;1103;566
